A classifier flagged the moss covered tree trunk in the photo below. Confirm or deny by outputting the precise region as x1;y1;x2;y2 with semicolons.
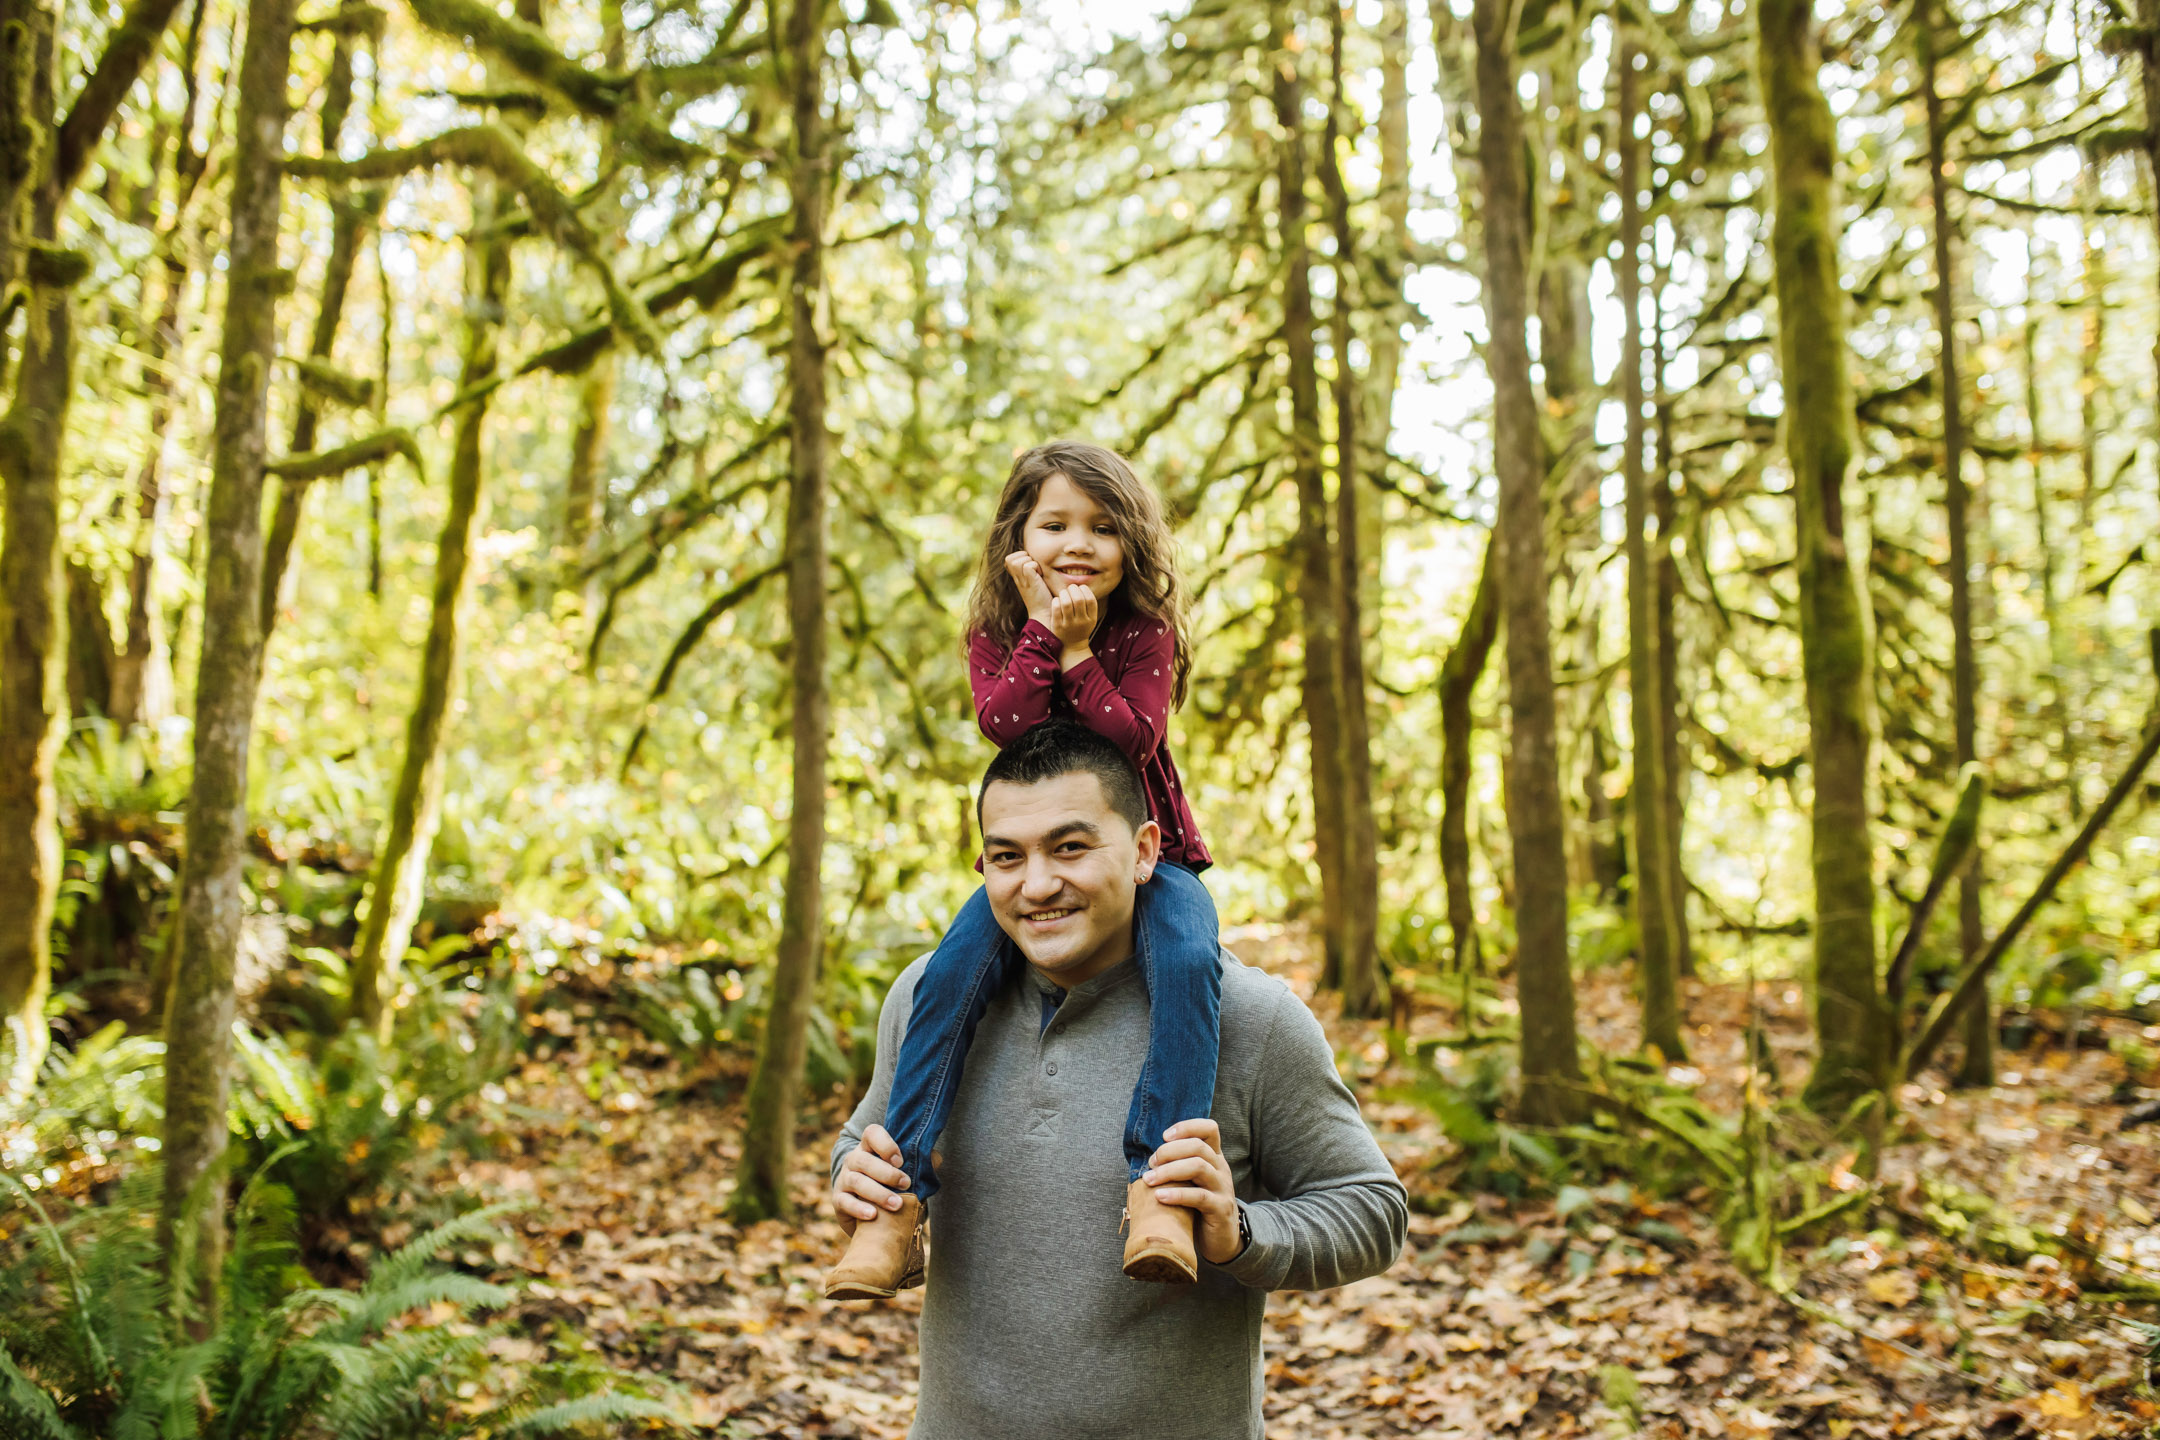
730;0;830;1224
160;0;296;1293
261;27;367;636
1473;0;1583;1126
1653;315;1693;979
1920;0;1991;1088
2;0;186;1089
1618;41;1685;1063
348;174;508;1039
1758;0;1890;1113
0;232;76;1094
1270;6;1350;986
1321;3;1382;1019
1440;540;1497;978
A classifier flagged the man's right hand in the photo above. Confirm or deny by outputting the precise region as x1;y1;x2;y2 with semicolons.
833;1123;912;1231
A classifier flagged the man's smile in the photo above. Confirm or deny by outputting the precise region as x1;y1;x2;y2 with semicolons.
1023;905;1081;926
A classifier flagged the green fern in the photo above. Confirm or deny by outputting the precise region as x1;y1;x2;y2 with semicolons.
0;1170;681;1439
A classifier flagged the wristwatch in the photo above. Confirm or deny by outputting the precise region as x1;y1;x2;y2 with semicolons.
1229;1201;1252;1261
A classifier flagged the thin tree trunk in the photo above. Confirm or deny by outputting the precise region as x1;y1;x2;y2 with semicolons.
1920;0;1990;1088
730;0;830;1224
1473;0;1583;1126
261;29;365;636
348;176;508;1038
1619;41;1685;1062
111;0;209;730
2138;0;2160;503
0;225;74;1096
2024;315;2072;821
1321;3;1381;1019
160;0;296;1299
1758;0;1890;1113
1440;540;1497;978
1653;290;1693;979
1270;5;1349;984
1360;0;1411;630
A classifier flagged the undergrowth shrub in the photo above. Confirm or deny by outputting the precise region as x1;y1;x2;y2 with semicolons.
0;1169;676;1438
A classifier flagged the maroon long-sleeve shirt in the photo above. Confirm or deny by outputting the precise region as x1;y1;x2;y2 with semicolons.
968;610;1211;870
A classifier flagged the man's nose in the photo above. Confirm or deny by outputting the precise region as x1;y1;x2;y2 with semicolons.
1020;855;1063;900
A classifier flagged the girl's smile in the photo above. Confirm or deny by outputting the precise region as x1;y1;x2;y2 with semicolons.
1022;473;1125;602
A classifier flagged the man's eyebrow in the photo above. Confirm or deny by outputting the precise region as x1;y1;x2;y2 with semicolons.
980;820;1103;851
1042;821;1103;844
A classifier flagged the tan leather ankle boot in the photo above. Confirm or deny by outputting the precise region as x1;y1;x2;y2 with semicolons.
823;1195;926;1300
1121;1178;1198;1283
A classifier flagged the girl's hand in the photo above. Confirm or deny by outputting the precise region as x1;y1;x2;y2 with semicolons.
1049;583;1098;661
1006;551;1056;624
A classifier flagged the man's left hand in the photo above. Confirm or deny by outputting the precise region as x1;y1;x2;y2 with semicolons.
1143;1119;1243;1264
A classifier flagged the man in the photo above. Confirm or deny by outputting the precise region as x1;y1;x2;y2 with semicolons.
829;721;1408;1439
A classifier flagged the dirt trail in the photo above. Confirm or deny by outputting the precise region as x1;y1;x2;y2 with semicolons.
463;933;2159;1437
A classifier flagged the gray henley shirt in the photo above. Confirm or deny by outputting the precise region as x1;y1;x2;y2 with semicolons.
831;946;1408;1439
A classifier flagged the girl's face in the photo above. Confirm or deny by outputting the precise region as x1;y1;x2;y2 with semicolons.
1020;473;1125;602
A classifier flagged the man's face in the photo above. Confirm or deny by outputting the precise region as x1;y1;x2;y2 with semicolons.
980;770;1161;986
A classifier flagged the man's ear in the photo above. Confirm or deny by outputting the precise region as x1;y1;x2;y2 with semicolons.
1133;818;1163;884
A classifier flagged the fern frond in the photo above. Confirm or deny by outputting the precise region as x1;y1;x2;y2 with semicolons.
493;1391;684;1435
0;1339;84;1440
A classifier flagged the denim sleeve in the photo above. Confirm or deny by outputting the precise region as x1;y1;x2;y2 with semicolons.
1211;987;1408;1292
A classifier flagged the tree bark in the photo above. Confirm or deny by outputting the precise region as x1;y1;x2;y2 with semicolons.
111;0;211;729
348;176;508;1039
1758;0;1891;1113
160;0;296;1299
1440;539;1497;978
1472;0;1583;1126
1618;41;1685;1062
1269;6;1350;985
261;29;366;636
730;0;830;1224
1653;303;1693;980
1919;0;1990;1088
0;7;63;1094
1320;2;1381;1019
0;230;72;1096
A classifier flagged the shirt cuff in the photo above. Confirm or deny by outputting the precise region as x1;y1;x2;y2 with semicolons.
1212;1200;1287;1291
1017;619;1063;653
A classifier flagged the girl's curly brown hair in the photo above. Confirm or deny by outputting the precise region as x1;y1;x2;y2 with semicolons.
963;441;1192;709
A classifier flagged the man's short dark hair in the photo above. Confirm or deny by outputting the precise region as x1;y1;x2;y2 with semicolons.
979;721;1150;834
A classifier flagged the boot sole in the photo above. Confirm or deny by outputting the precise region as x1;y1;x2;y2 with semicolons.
824;1279;902;1300
1122;1247;1198;1284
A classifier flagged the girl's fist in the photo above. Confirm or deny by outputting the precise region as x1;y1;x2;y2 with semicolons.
1005;551;1055;622
1048;583;1098;650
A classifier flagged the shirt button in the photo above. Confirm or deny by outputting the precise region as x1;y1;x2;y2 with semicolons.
1045;1061;1059;1076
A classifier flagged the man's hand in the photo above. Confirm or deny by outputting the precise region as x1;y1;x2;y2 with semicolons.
1143;1119;1243;1264
832;1123;911;1233
1005;552;1056;625
1048;583;1098;665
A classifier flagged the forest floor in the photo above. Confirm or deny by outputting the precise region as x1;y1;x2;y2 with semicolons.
430;929;2160;1439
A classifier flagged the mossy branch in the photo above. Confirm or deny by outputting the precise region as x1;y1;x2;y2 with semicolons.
398;0;742;165
620;562;784;775
1884;764;1987;1005
291;357;379;409
285;125;665;356
1902;631;2160;1078
23;244;93;289
295;2;385;36
266;427;423;482
51;0;188;197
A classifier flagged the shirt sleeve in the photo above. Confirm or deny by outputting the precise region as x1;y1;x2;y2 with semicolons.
831;959;924;1189
1210;987;1409;1293
1057;616;1174;765
969;623;1064;748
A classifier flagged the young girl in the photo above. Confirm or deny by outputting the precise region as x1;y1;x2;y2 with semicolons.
824;440;1223;1296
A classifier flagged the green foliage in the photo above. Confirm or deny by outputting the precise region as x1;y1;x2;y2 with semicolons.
1381;1038;1560;1196
0;1171;679;1438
